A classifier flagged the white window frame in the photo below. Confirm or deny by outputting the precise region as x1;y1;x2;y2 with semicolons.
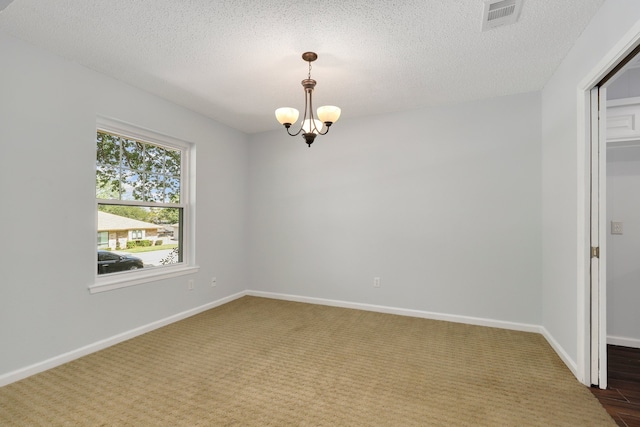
90;116;198;294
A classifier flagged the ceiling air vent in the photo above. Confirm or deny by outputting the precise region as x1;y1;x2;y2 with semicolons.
482;0;523;31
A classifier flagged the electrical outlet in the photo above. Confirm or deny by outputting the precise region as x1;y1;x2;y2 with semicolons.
611;221;623;235
373;277;381;288
211;277;217;287
188;279;194;290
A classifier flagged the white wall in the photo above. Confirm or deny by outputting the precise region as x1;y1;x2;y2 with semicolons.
0;33;249;377
248;92;542;325
607;145;640;346
541;0;640;376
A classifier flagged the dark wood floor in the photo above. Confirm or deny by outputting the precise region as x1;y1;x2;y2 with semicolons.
591;345;640;427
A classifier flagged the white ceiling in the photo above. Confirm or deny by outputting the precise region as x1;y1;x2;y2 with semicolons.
0;0;605;134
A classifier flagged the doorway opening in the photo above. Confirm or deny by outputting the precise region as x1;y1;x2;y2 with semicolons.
583;32;640;390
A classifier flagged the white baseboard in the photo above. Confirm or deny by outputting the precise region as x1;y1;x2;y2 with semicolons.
247;291;541;333
0;291;247;387
249;291;582;378
608;335;640;349
540;326;578;378
1;290;580;388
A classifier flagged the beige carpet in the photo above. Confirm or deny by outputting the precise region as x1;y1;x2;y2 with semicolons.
0;296;614;426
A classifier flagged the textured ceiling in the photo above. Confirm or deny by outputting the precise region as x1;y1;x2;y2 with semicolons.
0;0;605;134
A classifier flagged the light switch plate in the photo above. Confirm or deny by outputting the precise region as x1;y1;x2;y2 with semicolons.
611;221;623;235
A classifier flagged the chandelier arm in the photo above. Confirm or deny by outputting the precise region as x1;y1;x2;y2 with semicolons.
286;126;303;137
303;88;311;124
317;126;330;136
307;87;324;134
300;85;312;136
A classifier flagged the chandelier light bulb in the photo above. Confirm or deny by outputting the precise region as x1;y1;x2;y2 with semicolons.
302;118;323;134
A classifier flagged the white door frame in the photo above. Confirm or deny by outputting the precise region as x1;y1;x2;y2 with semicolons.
577;22;640;387
589;86;607;389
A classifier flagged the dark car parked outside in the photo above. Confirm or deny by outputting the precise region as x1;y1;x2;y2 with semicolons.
98;250;144;275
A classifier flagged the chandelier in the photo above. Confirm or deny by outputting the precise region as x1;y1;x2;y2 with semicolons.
275;52;341;147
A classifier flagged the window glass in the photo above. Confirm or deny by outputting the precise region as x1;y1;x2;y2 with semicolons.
96;128;185;277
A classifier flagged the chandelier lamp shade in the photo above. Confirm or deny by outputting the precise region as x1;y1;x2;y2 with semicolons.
275;52;341;147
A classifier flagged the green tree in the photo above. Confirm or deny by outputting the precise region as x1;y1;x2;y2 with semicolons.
98;205;152;222
96;131;181;203
149;207;180;224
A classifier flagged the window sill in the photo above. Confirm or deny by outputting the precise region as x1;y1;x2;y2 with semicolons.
89;264;200;294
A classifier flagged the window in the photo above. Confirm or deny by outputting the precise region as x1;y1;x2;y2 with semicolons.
97;231;109;249
92;118;196;293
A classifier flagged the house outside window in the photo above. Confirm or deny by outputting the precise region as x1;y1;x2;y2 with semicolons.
92;117;196;292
